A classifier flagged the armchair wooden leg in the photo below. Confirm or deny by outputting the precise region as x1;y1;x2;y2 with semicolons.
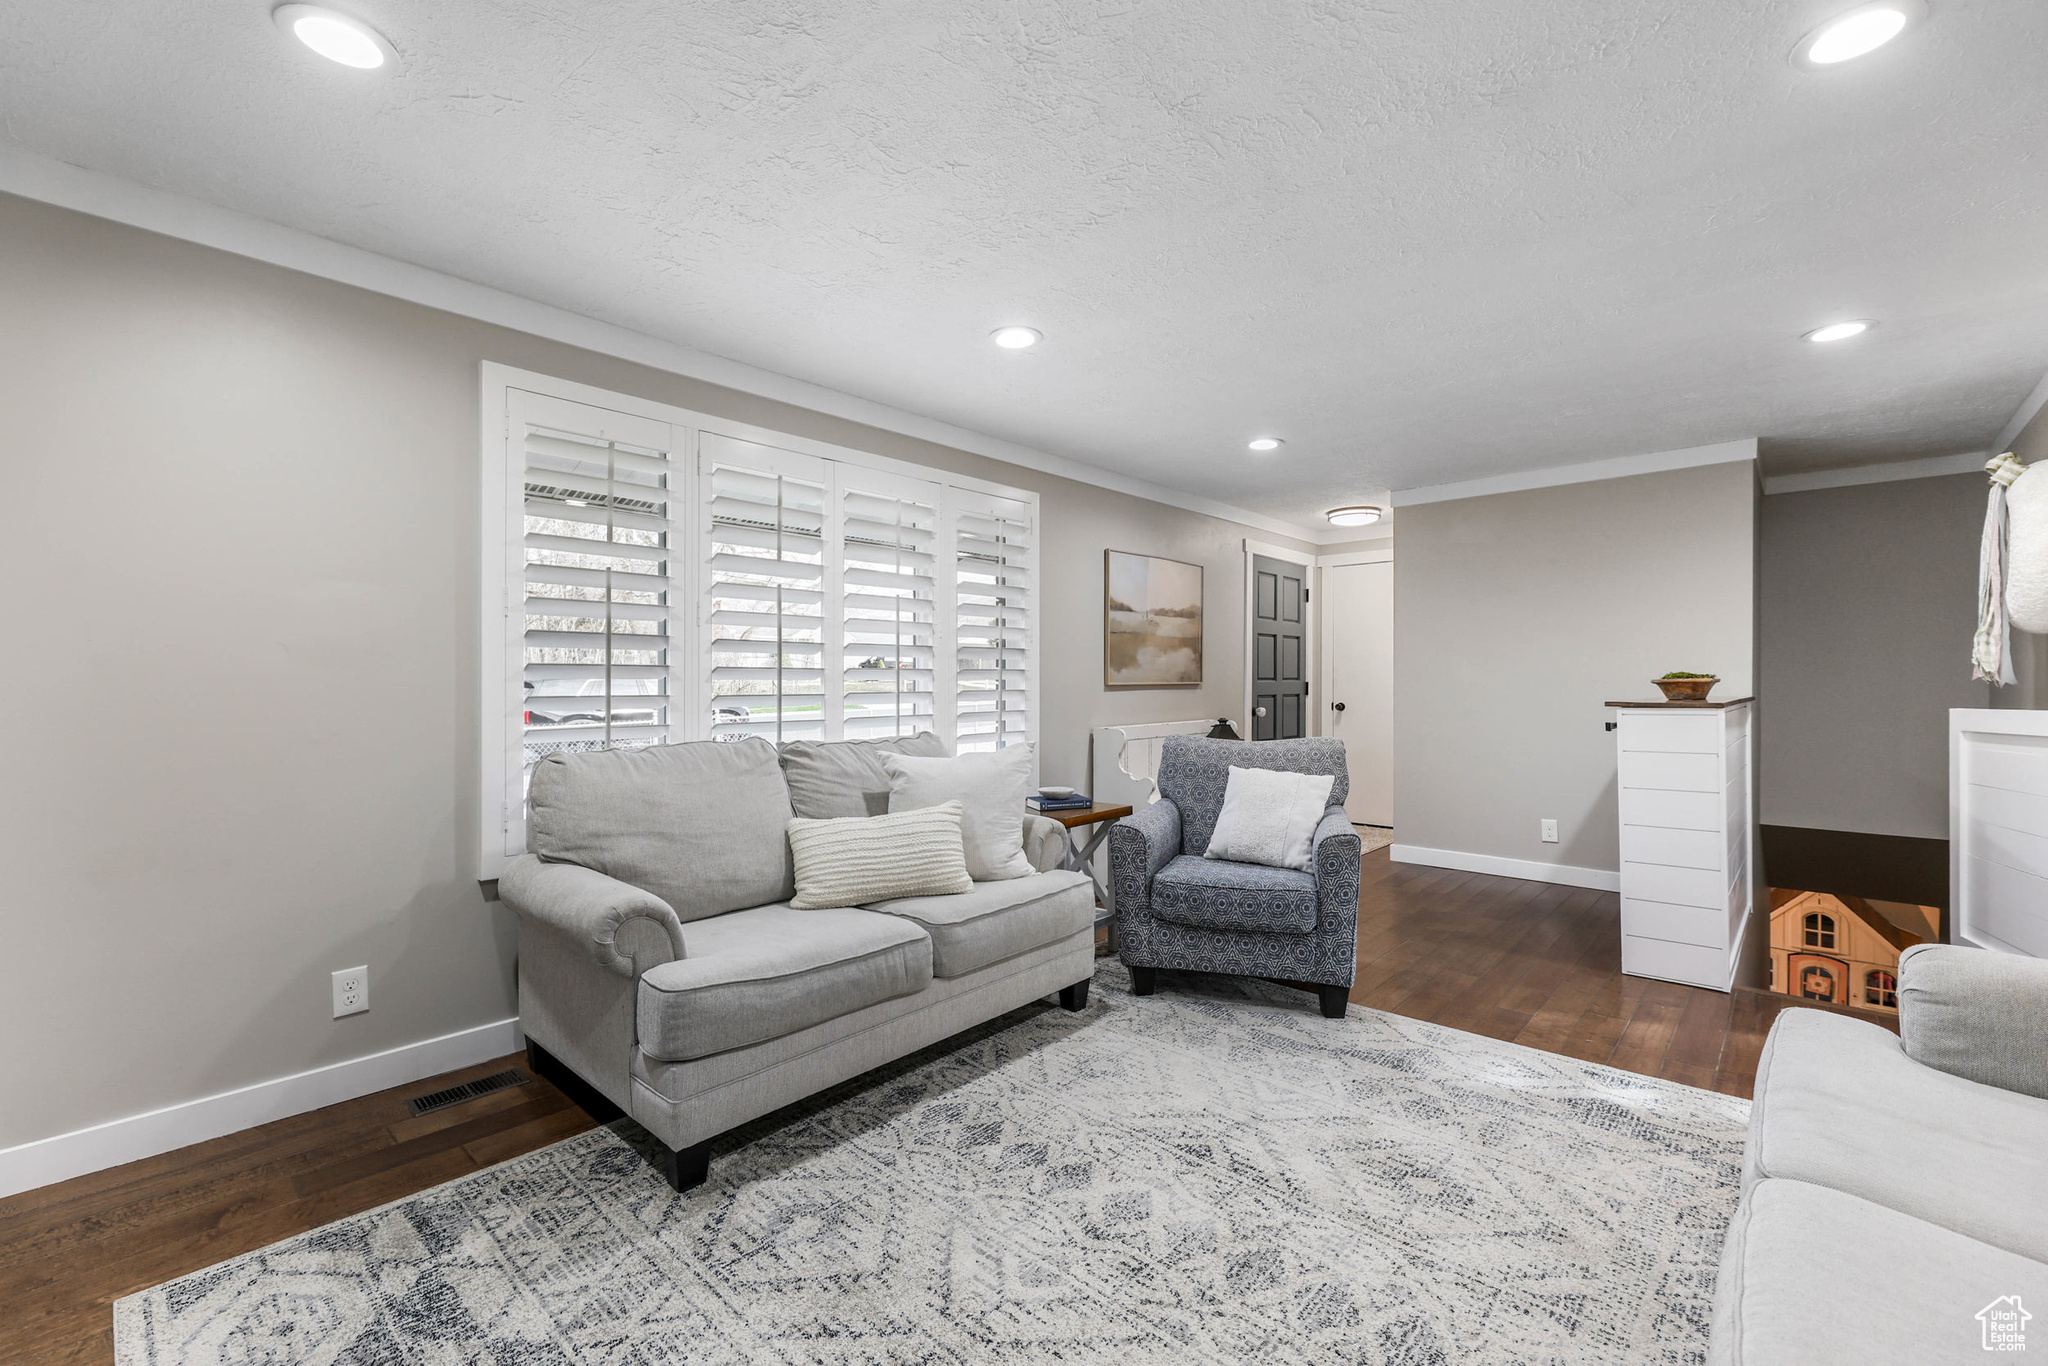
1317;985;1350;1019
1129;965;1158;996
655;1138;713;1193
1058;980;1090;1011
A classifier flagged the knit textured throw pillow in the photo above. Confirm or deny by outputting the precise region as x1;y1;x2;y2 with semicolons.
787;801;974;909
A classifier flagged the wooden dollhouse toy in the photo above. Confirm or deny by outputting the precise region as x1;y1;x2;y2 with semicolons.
1767;889;1934;1014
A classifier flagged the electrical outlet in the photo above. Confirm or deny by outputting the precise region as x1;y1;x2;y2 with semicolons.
332;966;369;1018
1540;819;1559;844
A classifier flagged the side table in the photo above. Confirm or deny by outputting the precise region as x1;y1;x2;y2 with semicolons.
1033;802;1133;952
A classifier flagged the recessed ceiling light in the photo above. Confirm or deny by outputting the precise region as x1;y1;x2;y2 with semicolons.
273;4;396;70
990;326;1041;350
1804;320;1874;343
1326;506;1383;528
1247;437;1284;452
1794;1;1924;68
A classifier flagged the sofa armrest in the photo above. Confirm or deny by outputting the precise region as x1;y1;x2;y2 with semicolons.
1898;943;2048;1100
1310;808;1362;985
1311;808;1361;888
1108;798;1181;913
499;854;685;981
1024;813;1066;874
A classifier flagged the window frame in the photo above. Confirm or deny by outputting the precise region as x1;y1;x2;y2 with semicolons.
478;363;1039;879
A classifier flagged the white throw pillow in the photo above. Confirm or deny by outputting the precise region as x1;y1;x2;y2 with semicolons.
787;802;974;909
883;745;1035;881
1203;765;1335;871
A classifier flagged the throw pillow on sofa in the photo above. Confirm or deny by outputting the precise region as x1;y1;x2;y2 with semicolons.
883;745;1035;881
787;802;974;909
1203;764;1334;871
780;732;950;819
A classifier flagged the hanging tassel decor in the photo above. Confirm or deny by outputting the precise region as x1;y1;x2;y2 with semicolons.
1975;453;2026;685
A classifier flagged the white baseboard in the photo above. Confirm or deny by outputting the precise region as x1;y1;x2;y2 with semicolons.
1389;844;1621;892
0;1017;523;1200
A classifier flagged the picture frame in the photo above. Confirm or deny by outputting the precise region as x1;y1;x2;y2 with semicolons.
1104;549;1204;688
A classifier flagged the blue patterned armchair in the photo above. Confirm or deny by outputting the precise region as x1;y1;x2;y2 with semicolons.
1109;736;1361;1017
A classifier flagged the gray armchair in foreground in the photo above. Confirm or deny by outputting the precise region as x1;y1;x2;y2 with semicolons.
1108;736;1361;1017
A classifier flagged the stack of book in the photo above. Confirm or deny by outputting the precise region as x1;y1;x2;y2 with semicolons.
1028;792;1094;813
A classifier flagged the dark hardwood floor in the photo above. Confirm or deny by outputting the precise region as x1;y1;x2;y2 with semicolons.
0;847;1883;1364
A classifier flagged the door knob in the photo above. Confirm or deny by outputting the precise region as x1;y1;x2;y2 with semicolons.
1254;706;1267;717
1332;702;1347;712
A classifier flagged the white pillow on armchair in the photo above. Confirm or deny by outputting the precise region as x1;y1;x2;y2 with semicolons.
1203;764;1335;871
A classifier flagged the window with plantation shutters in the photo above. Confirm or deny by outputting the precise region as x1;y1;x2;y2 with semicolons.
701;433;829;744
840;471;940;740
482;367;1039;876
503;391;681;857
953;492;1034;753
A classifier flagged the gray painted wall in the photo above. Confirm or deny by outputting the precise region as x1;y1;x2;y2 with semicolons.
0;194;1308;1149
1758;473;1989;838
1392;461;1758;875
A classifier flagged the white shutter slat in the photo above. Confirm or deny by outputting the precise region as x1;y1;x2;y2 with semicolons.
525;564;667;595
707;551;824;582
525;531;668;566
526;596;670;623
524;498;670;537
711;519;826;555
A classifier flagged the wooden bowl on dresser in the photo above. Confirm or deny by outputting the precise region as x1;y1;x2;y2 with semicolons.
1652;675;1719;703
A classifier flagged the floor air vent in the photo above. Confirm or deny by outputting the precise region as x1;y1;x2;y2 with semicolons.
407;1067;531;1118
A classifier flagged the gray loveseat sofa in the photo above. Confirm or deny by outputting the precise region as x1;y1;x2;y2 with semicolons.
1708;943;2048;1364
499;734;1093;1191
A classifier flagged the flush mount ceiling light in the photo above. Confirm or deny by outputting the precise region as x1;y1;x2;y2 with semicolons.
1325;506;1383;528
1793;1;1925;68
1804;319;1875;342
273;4;397;70
990;326;1041;350
1247;437;1284;452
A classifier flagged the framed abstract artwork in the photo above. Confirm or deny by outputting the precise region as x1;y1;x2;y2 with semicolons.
1104;550;1204;688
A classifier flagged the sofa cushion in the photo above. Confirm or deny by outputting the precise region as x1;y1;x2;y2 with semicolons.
1744;1005;2048;1263
1707;1178;2048;1366
864;870;1094;977
1149;854;1318;934
527;736;795;923
779;732;950;820
636;905;931;1061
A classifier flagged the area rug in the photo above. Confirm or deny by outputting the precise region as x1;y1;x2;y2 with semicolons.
1355;826;1394;855
116;963;1748;1365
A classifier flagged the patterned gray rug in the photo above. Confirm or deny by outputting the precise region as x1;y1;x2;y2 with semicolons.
116;963;1747;1365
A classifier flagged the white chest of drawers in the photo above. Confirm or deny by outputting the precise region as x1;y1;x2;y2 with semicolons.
1611;699;1755;991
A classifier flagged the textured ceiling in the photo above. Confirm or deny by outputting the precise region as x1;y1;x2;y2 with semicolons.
4;0;2047;524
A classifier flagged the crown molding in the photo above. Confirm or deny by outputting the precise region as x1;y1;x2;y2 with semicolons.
1390;439;1757;507
1761;450;1991;496
1994;368;2048;454
0;145;1331;545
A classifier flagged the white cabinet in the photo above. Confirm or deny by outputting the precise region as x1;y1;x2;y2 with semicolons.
1612;700;1754;991
1951;709;2048;958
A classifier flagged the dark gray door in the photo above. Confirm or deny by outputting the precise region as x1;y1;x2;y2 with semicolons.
1251;554;1307;740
